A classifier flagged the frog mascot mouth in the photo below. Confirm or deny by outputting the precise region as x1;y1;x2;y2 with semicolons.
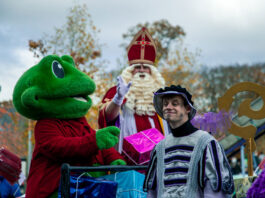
13;55;95;120
13;55;125;198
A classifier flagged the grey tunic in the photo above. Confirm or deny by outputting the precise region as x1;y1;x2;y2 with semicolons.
144;130;234;198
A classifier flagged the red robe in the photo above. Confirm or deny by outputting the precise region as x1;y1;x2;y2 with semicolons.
98;86;164;140
26;117;123;198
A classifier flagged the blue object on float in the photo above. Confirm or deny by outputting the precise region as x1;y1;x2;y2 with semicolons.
102;170;147;198
58;173;117;198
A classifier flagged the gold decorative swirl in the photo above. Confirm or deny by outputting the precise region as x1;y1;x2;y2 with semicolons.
218;82;265;176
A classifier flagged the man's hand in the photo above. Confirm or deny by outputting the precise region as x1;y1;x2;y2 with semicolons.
96;126;120;150
113;76;132;105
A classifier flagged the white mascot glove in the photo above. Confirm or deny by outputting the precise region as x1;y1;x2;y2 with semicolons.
113;76;132;106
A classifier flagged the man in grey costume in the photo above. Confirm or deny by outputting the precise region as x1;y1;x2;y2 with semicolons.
143;85;234;198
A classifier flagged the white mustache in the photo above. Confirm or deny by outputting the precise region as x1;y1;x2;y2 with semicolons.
134;72;149;79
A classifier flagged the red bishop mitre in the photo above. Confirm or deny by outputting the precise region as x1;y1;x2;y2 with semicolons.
127;27;157;65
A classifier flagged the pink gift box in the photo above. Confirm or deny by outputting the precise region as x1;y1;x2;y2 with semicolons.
122;128;164;165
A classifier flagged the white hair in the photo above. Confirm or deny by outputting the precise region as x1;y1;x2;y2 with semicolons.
121;64;165;116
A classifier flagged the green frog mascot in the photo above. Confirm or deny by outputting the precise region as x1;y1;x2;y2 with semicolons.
13;55;126;198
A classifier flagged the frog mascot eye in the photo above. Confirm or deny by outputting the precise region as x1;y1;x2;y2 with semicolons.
52;60;64;78
13;55;96;120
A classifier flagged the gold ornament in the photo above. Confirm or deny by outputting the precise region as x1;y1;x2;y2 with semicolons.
218;82;265;176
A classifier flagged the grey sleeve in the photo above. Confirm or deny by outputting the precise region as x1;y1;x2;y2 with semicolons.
198;140;234;195
143;149;157;192
203;180;232;198
147;189;157;198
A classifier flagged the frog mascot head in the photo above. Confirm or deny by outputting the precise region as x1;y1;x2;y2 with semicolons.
13;55;125;198
13;55;95;120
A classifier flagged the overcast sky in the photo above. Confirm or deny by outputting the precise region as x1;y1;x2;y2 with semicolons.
0;0;265;101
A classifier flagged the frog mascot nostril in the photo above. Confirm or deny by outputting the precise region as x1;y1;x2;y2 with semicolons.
13;55;126;198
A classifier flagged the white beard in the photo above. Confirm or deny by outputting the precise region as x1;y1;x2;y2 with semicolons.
121;65;165;116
